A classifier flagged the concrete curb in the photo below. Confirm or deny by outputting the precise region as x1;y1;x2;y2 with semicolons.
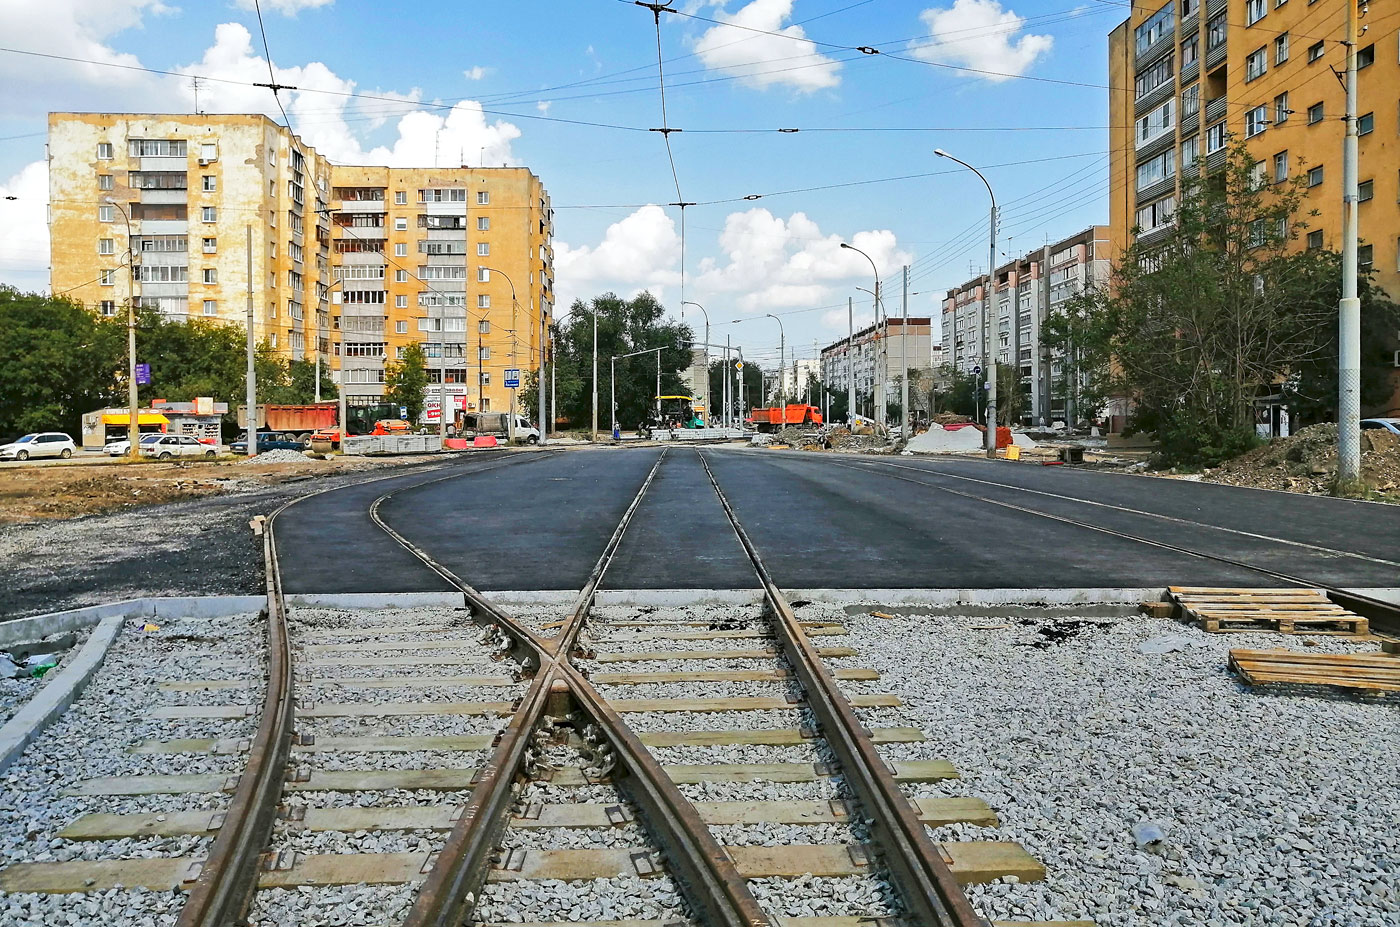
1;597;265;648
0;613;125;773
286;593;465;609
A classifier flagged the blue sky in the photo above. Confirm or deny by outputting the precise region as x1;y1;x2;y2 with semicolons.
0;0;1123;369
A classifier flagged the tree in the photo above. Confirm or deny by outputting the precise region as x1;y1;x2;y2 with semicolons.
385;342;429;424
1054;139;1365;467
708;357;765;420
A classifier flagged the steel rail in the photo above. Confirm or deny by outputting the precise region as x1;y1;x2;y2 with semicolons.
815;456;1400;636
697;450;986;927
384;448;771;927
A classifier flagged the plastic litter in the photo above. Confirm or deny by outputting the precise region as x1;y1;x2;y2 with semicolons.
1131;821;1166;849
142;623;161;632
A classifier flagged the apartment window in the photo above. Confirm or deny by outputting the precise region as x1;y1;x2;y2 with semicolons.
395;243;407;257
1181;35;1198;67
129;139;186;157
99;300;115;316
1274;33;1289;64
1273;151;1288;183
478;346;491;360
203;299;217;316
477;190;490;205
1274;0;1286;7
1136;99;1175;146
98;238;114;255
1206;122;1226;153
478;294;491;309
1274;92;1290;124
1181;135;1200;168
477;242;490;256
1246;105;1268;137
199;143;217;162
97;204;115;223
203;237;217;253
1307;229;1323;249
1136;149;1177;190
96;142;113;160
1134;3;1174;55
1357;44;1374;68
1207;13;1227;50
99;270;115;286
1182;0;1197;14
1181;84;1200;118
1358;244;1373;271
419;265;467;280
201;206;217;223
396;269;408;282
343;343;386;358
1245;48;1267;81
394;191;407;205
1246;0;1265;24
1307;165;1324;186
395;294;408;308
98;174;113;190
418;188;466;203
1136;195;1176;233
203;268;217;284
478;267;490;282
477;216;490;231
396;320;408;334
335;264;386;281
1358;112;1374;135
395;217;407;231
1359;179;1374;202
1308;41;1324;62
1135;55;1174;100
479;319;491;334
202;175;217;192
1308;102;1324;124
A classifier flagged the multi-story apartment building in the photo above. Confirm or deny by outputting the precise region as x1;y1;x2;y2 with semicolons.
47;113;553;421
1108;0;1398;293
942;226;1111;426
820;317;937;418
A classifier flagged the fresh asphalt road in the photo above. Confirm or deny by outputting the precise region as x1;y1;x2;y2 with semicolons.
277;445;1400;592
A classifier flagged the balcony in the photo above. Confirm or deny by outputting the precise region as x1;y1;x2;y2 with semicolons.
1204;39;1227;69
1181;109;1199;135
1136;128;1176;160
1135;77;1175;116
1136;175;1177;204
1135;32;1175;67
1206;0;1226;13
1205;95;1228;122
1180;58;1199;85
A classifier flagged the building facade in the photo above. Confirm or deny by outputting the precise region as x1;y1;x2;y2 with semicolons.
942;226;1111;426
48;113;553;421
820;317;937;418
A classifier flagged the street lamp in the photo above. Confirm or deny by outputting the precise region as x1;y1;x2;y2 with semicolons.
480;266;524;443
765;313;786;432
680;300;709;424
935;148;999;458
105;200;142;460
841;242;884;424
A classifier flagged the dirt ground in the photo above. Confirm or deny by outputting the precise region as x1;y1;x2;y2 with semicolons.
1201;422;1400;500
0;454;441;524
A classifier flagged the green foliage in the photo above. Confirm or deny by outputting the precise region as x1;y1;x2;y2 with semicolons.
545;292;695;429
938;365;980;418
708;356;765;421
385;342;429;424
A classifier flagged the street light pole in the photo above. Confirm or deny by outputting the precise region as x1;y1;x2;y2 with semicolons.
936;148;999;458
847;296;855;423
108;201;141;460
592;305;599;442
480;267;519;442
840;242;882;423
901;264;910;439
681;300;709;423
1337;0;1362;483
766;313;786;433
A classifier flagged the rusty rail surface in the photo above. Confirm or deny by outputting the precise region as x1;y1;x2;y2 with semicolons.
697;449;987;927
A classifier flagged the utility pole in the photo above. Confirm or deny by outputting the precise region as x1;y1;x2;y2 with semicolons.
538;306;546;443
725;336;732;428
438;307;447;444
846;296;855;423
591;306;599;441
766;313;785;433
245;226;257;457
114;204;140;461
901;264;910;438
655;347;661;422
1338;0;1362;484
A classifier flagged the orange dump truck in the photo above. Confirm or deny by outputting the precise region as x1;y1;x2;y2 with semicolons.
749;404;824;432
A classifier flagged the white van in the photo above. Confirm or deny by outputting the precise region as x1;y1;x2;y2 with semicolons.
460;413;540;444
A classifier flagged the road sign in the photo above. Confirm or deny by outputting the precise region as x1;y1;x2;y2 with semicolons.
504;368;520;388
135;363;151;385
972;364;982;376
735;361;743;371
399;405;408;419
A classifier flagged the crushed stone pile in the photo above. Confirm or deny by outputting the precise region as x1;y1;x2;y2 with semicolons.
907;424;984;453
237;448;312;464
1203;422;1400;495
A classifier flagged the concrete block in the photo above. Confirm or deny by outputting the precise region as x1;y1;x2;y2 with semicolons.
285;592;465;610
0;614;125;773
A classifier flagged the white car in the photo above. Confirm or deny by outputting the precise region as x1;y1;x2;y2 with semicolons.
105;434;164;456
0;432;77;461
140;434;218;459
1360;418;1400;436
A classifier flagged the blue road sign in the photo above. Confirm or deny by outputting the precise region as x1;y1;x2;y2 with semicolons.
135;363;151;385
504;368;521;388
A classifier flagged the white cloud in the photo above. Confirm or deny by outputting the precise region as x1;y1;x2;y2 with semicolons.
233;0;334;13
173;24;521;167
0;161;52;293
536;101;552;114
693;0;842;93
463;66;490;81
910;0;1053;80
554;206;682;309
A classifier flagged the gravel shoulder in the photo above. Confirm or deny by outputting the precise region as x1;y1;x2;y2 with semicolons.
809;601;1400;927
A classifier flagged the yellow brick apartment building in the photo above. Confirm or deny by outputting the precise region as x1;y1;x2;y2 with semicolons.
47;113;554;419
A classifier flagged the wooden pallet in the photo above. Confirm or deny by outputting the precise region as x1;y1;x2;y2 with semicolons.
1166;586;1369;636
1229;649;1400;692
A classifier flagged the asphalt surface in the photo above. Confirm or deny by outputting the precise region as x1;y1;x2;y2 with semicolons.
268;444;1400;595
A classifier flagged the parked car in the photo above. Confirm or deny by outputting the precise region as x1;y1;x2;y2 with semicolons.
140;434;218;459
229;437;306;454
104;434;164;456
1360;418;1400;436
0;432;77;461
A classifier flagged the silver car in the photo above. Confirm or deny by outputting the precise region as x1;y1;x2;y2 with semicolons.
1360;418;1400;436
0;432;77;461
140;434;218;459
105;434;164;456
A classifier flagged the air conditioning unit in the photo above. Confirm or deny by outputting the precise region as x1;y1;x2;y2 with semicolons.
198;158;209;166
